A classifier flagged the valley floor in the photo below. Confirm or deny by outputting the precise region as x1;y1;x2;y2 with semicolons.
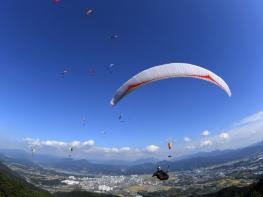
4;151;263;197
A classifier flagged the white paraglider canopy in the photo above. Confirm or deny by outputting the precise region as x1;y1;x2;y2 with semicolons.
111;63;231;106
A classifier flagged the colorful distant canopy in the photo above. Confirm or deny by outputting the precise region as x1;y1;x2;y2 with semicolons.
167;139;174;158
111;63;231;106
168;142;173;150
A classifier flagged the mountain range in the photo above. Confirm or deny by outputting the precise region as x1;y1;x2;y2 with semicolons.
1;141;263;175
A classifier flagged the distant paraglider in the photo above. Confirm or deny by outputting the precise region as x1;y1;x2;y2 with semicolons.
31;146;36;157
167;139;174;158
110;34;119;40
107;64;115;74
68;146;74;157
88;68;96;76
152;166;169;181
81;117;87;125
118;113;125;122
61;68;69;78
85;9;93;16
152;140;173;181
110;63;231;106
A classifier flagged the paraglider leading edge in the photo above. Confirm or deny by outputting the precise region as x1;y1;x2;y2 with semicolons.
110;63;232;106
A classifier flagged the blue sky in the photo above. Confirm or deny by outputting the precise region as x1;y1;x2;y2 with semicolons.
0;0;263;158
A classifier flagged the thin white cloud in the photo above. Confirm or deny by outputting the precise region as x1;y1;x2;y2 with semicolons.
22;138;161;160
83;140;95;147
23;138;41;146
184;137;191;142
20;110;263;160
120;147;131;152
186;144;196;150
201;130;210;136
42;140;67;147
70;141;81;147
200;140;213;147
183;110;263;153
238;111;263;125
86;147;133;154
145;145;160;153
23;138;95;149
219;132;230;142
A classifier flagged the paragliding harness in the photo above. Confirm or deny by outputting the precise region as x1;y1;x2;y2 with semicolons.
152;166;169;180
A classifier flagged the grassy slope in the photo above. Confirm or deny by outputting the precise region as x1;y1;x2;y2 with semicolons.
0;161;51;197
0;161;118;197
202;178;263;197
